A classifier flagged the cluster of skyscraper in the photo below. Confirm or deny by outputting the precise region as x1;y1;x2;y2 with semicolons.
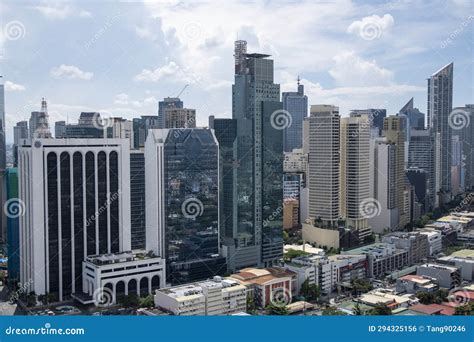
0;40;472;305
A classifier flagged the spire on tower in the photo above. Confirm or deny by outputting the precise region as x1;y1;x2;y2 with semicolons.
41;97;48;114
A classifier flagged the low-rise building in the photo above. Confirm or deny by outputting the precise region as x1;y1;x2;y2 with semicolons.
418;229;443;255
284;254;367;294
75;250;165;306
356;289;418;309
437;249;474;281
343;243;409;278
229;268;296;308
416;263;461;289
154;277;247;316
396;274;439;294
382;232;429;264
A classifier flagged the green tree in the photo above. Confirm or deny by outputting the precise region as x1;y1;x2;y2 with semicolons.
322;307;347;316
246;296;256;314
368;303;392;315
283;230;290;243
300;279;320;302
117;294;139;308
353;303;363;316
139;294;154;308
266;303;289;315
283;249;309;262
416;291;434;304
351;279;373;295
26;291;37;307
454;302;474;315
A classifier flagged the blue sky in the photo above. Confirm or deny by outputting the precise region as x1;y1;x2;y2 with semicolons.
1;0;473;143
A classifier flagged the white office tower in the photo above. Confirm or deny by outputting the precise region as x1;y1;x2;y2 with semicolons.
369;137;400;233
308;105;340;227
340;115;371;239
18;138;132;301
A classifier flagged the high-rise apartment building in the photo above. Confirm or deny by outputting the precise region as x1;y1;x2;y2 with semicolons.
340;115;371;239
308;105;340;227
145;128;226;285
350;109;386;136
383;116;410;228
458;105;474;190
158;97;183;129
282;78;308;152
428;63;453;204
164;108;196;128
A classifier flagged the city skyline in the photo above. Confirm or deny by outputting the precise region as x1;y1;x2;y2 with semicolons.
1;0;473;144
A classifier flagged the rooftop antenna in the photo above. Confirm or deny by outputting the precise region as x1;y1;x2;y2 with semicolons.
297;75;300;86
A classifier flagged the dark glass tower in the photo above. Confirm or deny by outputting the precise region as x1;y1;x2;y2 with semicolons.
216;40;283;270
282;78;308;152
146;128;225;284
130;151;146;249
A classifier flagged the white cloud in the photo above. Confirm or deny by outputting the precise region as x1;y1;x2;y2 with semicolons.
329;51;393;87
113;93;157;108
50;64;94;80
347;14;394;40
134;61;198;84
4;81;26;91
32;1;92;20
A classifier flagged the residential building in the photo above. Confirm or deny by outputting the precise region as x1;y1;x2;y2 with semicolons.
427;63;454;204
283;148;308;175
459;105;474;190
158;97;183;129
343;243;409;278
368;137;399;232
164;108;196;129
340;114;371;240
383;116;410;228
396;274;438;294
416;263;460;289
419;229;443;255
382;231;429;265
350;108;386;136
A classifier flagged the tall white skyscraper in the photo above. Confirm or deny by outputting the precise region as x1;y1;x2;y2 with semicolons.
340;115;371;234
308;105;340;227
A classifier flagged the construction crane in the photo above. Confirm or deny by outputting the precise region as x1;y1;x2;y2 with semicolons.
174;84;189;98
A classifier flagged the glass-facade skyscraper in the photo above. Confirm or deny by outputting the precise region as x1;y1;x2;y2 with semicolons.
428;63;453;204
282;79;307;152
145;128;225;285
215;40;283;270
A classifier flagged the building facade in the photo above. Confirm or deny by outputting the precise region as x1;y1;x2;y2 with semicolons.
282;78;308;152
